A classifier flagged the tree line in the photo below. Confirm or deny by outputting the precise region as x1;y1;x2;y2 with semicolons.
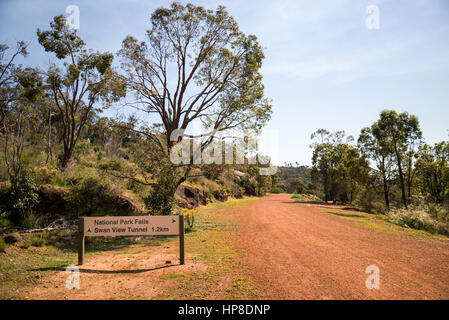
310;110;449;213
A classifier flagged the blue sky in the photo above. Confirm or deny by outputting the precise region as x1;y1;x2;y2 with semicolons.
1;0;449;165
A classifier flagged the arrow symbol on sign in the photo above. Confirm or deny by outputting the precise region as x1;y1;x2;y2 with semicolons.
172;219;176;223
88;228;91;233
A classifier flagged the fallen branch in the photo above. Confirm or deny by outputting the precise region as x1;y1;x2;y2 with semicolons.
1;218;77;235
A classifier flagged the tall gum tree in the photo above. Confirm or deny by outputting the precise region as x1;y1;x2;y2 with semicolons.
117;2;272;214
375;110;421;209
37;15;126;170
358;123;395;209
0;41;35;179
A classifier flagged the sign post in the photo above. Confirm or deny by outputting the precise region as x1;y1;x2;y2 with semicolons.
78;217;85;265
179;214;184;265
77;215;184;266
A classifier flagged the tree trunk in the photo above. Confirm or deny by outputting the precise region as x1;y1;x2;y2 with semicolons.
323;174;329;202
60;147;73;171
407;155;413;205
395;152;408;209
382;172;390;210
46;108;52;163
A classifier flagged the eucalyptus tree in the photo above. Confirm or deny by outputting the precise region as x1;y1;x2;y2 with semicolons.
0;42;28;156
0;41;27;117
0;42;42;179
311;130;367;203
358;123;395;209
403;114;422;204
118;2;272;214
37;15;126;170
375;110;421;208
415;141;449;203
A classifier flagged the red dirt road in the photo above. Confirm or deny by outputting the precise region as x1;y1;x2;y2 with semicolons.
232;194;449;299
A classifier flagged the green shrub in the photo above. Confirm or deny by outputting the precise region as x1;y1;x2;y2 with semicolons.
388;199;449;235
33;166;61;185
270;187;285;194
181;208;197;232
20;211;44;229
354;186;387;214
291;194;322;202
0;217;10;228
7;172;39;225
144;180;176;216
23;232;47;248
67;174;118;217
0;238;6;252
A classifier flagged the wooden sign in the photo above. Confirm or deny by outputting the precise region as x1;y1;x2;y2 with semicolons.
78;215;184;266
83;216;180;236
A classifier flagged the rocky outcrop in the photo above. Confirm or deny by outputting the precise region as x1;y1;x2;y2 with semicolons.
176;186;208;208
233;170;245;179
3;232;22;244
37;184;143;216
37;184;71;215
243;183;256;196
213;190;228;202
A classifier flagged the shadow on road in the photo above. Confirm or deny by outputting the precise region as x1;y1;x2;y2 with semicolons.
325;211;365;219
30;264;178;273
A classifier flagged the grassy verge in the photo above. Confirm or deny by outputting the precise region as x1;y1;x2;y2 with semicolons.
319;207;448;240
154;197;263;299
0;229;177;299
291;194;322;202
0;196;262;299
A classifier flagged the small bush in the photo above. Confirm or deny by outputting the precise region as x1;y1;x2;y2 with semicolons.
0;238;6;252
7;173;39;225
270;187;285;194
33;166;61;185
291;194;322;201
66;174;118;217
0;218;10;228
388;199;449;235
181;208;197;231
353;186;387;214
144;173;178;215
22;232;47;248
20;211;44;229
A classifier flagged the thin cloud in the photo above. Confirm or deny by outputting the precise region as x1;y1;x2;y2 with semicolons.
262;59;355;78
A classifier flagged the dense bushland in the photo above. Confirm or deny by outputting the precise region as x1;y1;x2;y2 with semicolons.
0;3;277;232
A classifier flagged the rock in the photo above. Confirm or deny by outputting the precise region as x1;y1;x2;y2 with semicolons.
233;170;245;178
213;190;228;202
239;176;257;196
3;232;22;244
233;190;243;199
176;197;190;209
113;195;144;215
38;184;144;216
243;183;256;196
176;186;208;208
